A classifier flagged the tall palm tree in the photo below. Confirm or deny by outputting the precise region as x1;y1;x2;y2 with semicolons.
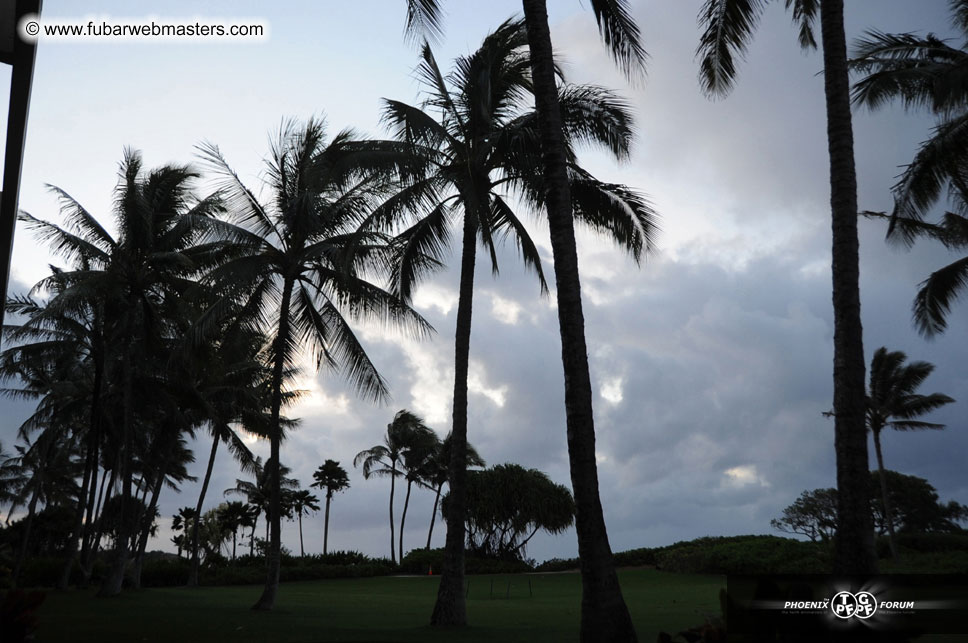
310;459;350;555
867;347;954;558
354;409;435;563
197;118;430;609
220;500;254;560
850;3;968;336
697;0;877;576
375;20;655;629
288;489;320;557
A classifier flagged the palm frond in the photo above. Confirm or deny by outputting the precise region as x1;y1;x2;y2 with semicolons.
697;0;769;97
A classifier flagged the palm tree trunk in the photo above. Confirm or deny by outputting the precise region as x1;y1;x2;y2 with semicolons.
819;0;877;575
189;431;220;587
131;464;166;590
431;210;477;627
59;360;104;590
426;483;443;550
389;461;397;564
520;2;636;640
399;479;413;564
12;486;41;586
298;512;304;557
872;429;898;559
80;462;106;580
324;494;331;555
251;517;257;556
252;277;294;611
233;530;238;560
99;345;136;597
82;464;113;585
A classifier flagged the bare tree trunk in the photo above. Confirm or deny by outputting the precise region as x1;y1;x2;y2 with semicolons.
389;462;397;564
298;512;304;557
59;361;103;590
520;1;636;640
431;209;477;627
131;465;166;590
426;483;443;550
873;430;898;560
819;0;877;575
252;277;294;611
188;432;220;587
399;479;414;564
99;347;136;597
323;494;331;555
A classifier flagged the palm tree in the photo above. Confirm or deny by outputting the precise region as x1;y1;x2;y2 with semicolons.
225;455;299;552
697;0;877;576
396;427;440;563
420;434;484;550
171;506;197;557
310;459;350;555
867;347;954;558
197;118;430;609
850;4;968;335
850;2;968;224
18;150;223;596
355;410;435;563
288;489;320;557
374;20;655;630
219;500;254;560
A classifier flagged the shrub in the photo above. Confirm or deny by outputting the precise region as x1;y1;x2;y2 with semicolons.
139;558;190;587
399;549;443;575
654;535;829;575
534;557;579;572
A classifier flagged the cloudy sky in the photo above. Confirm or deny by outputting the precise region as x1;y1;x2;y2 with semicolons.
2;0;966;563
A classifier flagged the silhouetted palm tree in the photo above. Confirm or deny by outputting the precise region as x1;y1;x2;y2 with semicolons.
18;150;223;595
377;19;655;629
697;0;876;576
850;4;968;335
197;118;430;609
867;347;954;558
288;489;320;557
310;459;350;555
355;410;435;563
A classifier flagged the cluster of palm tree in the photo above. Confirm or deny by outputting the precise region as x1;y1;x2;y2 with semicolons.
355;409;484;564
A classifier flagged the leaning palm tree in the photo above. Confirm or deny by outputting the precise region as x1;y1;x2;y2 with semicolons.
850;3;968;336
396;426;440;563
373;20;655;629
867;347;954;558
310;459;350;555
197;118;431;609
354;410;435;563
697;0;877;577
288;489;320;557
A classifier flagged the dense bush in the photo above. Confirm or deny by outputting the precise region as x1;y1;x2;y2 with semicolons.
881;550;968;573
654;536;829;575
400;548;533;575
614;547;657;567
534;557;579;572
896;532;968;553
139;558;190;587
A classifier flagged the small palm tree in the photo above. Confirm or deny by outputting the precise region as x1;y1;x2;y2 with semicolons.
288;489;320;557
198;118;430;609
171;507;197;558
867;347;954;558
310;459;350;555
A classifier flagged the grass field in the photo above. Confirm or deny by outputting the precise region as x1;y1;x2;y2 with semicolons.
32;569;723;642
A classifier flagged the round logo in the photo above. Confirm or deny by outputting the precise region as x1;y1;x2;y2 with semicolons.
831;591;877;619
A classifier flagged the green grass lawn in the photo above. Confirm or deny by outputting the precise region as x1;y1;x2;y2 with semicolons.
32;569;723;642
